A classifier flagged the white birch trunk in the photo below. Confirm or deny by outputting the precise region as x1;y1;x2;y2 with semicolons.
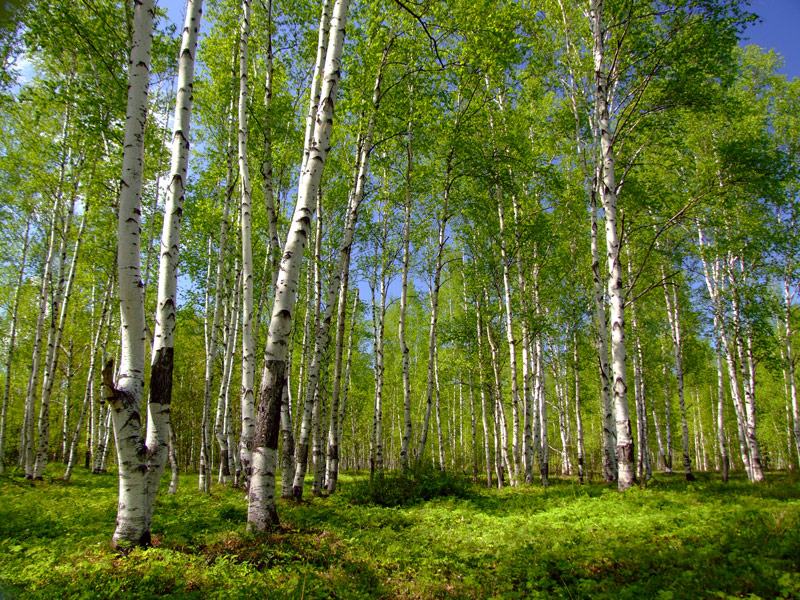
784;274;800;467
730;281;764;481
399;105;413;469
475;301;493;488
23;190;64;478
108;0;156;547
0;218;31;473
698;227;750;476
661;272;694;481
573;332;586;483
247;0;350;531
216;268;241;483
63;278;113;482
335;289;359;481
35;200;87;478
496;185;521;482
590;0;634;490
416;155;450;462
201;109;234;491
237;0;256;485
109;0;200;547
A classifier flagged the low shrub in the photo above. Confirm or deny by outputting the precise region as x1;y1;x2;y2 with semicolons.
340;465;474;507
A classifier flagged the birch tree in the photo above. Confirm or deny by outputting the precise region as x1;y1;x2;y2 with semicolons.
247;0;351;531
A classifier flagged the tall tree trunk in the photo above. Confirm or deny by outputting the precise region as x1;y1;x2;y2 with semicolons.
34;193;81;478
23;176;66;478
216;267;241;484
698;226;752;478
574;331;586;484
63;277;113;482
201;95;236;492
107;0;200;548
626;249;651;481
661;269;694;481
247;0;351;531
486;303;513;485
107;0;155;547
0;218;31;473
590;0;634;490
784;273;800;467
399;101;413;469
416;155;450;462
715;349;730;481
495;184;521;483
237;0;256;486
475;296;493;488
334;289;359;483
293;190;325;497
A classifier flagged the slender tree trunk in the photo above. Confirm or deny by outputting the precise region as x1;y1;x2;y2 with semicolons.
293;190;325;497
34;194;81;478
201;97;235;491
334;290;358;483
496;183;521;482
486;305;513;485
784;274;800;467
168;424;179;494
23;186;65;478
63;277;113;481
416;156;450;462
590;0;634;490
216;268;241;484
476;298;493;488
107;0;155;547
698;230;752;479
399;104;413;468
661;270;694;481
574;331;586;484
0;218;31;473
107;0;200;548
237;0;256;486
247;0;351;531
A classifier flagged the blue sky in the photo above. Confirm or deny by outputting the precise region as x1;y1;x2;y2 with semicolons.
158;0;800;80
741;0;800;78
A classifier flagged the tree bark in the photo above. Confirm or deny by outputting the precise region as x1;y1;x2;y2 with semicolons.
590;0;634;490
247;0;351;531
0;218;31;473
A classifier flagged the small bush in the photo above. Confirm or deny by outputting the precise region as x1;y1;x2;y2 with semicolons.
341;466;474;507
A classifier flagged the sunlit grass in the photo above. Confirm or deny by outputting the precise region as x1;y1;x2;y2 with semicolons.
1;464;799;599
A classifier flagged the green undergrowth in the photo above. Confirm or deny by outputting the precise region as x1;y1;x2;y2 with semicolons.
1;466;800;599
340;464;474;507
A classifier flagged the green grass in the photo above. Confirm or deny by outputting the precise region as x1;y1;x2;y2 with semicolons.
1;465;799;599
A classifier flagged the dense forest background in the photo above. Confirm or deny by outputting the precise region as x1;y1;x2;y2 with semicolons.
0;0;799;543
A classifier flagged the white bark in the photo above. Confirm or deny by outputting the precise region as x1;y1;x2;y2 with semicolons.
416;156;451;462
475;299;493;488
399;104;413;469
590;0;634;490
574;332;586;484
109;0;201;547
35;198;87;478
23;188;64;478
202;106;235;491
247;0;351;531
237;0;256;484
698;227;750;477
662;271;694;481
0;218;30;473
109;0;156;547
335;289;359;479
784;274;800;467
63;277;113;482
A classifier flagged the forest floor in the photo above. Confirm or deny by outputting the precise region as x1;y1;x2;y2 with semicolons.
1;465;799;599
